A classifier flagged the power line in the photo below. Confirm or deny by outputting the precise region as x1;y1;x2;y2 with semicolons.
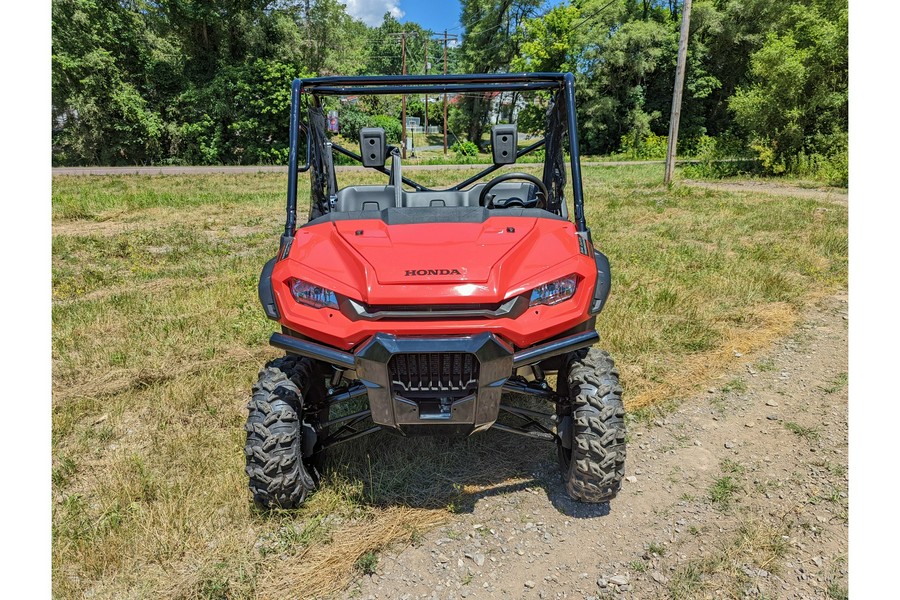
570;0;620;31
434;30;459;153
387;31;419;157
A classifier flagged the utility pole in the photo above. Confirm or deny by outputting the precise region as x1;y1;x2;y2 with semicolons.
443;30;448;154
423;39;429;132
437;30;458;154
401;32;408;158
664;0;692;184
389;31;415;158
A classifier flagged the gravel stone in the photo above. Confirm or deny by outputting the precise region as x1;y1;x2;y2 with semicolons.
341;293;848;600
650;571;669;585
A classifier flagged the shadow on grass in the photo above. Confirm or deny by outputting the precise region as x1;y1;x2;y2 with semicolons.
320;415;616;520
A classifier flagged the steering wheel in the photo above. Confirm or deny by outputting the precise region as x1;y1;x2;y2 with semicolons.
478;172;549;210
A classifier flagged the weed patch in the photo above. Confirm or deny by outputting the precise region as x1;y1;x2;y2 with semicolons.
784;422;820;440
821;372;848;394
722;378;748;394
669;518;790;598
355;551;378;576
710;476;742;510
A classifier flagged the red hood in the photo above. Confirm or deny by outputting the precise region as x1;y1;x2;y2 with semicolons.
336;218;535;284
280;216;584;304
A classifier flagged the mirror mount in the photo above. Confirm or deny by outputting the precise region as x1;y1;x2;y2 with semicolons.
360;127;387;168
491;124;517;165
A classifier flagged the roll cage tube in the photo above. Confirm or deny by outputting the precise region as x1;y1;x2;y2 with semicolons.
563;73;588;233
285;78;302;238
283;73;589;236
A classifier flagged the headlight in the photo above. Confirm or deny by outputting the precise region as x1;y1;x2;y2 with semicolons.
528;275;578;307
289;278;339;309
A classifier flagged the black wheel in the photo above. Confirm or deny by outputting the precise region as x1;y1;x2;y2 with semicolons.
245;355;327;509
556;348;626;502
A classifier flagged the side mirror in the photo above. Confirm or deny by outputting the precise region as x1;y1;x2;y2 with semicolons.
491;124;517;165
360;127;386;167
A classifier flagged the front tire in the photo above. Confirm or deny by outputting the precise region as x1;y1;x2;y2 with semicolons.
245;356;326;509
556;348;626;502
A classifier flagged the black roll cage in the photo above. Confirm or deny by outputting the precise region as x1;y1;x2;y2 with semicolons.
284;73;588;238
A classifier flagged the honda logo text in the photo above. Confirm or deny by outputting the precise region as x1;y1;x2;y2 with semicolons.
404;269;462;276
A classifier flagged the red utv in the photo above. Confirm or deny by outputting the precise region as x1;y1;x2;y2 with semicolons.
247;73;625;507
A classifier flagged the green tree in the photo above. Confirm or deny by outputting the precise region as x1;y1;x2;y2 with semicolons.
174;59;312;164
729;0;847;180
511;3;583;74
457;0;542;143
362;13;431;76
577;3;675;154
50;0;847;177
299;0;370;75
52;0;167;164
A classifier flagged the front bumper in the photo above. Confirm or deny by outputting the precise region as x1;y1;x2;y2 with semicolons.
270;329;598;435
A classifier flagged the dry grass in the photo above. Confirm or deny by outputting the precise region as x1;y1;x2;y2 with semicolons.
51;164;847;598
628;302;797;409
255;507;446;599
669;517;791;599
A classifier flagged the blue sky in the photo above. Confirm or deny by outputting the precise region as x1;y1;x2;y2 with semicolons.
344;1;563;33
344;0;463;31
399;1;464;33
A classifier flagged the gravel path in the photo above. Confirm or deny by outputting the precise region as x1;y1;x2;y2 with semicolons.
51;160;676;177
681;179;848;205
342;292;848;600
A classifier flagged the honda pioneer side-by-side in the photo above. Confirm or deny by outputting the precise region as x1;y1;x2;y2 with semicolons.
246;73;625;508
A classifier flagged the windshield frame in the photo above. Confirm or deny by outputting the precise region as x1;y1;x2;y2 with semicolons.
283;73;587;237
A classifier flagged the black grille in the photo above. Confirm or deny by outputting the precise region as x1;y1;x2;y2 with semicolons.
365;302;504;313
388;352;479;397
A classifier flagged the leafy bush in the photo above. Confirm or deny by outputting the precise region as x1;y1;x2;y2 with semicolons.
729;5;847;182
404;96;443;125
174;59;307;165
338;109;401;144
451;140;479;159
792;148;848;187
369;115;402;144
335;108;367;143
681;135;760;179
619;132;668;160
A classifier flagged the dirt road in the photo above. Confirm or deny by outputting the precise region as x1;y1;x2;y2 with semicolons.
344;293;849;600
50;160;678;177
681;179;848;205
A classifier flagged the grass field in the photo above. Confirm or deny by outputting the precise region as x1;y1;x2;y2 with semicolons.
51;165;847;598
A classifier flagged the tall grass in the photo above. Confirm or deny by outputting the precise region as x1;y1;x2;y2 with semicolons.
51;165;847;598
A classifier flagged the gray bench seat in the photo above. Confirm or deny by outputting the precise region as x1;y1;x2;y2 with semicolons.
333;183;537;212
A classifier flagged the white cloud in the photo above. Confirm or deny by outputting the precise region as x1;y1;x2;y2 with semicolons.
344;0;405;26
